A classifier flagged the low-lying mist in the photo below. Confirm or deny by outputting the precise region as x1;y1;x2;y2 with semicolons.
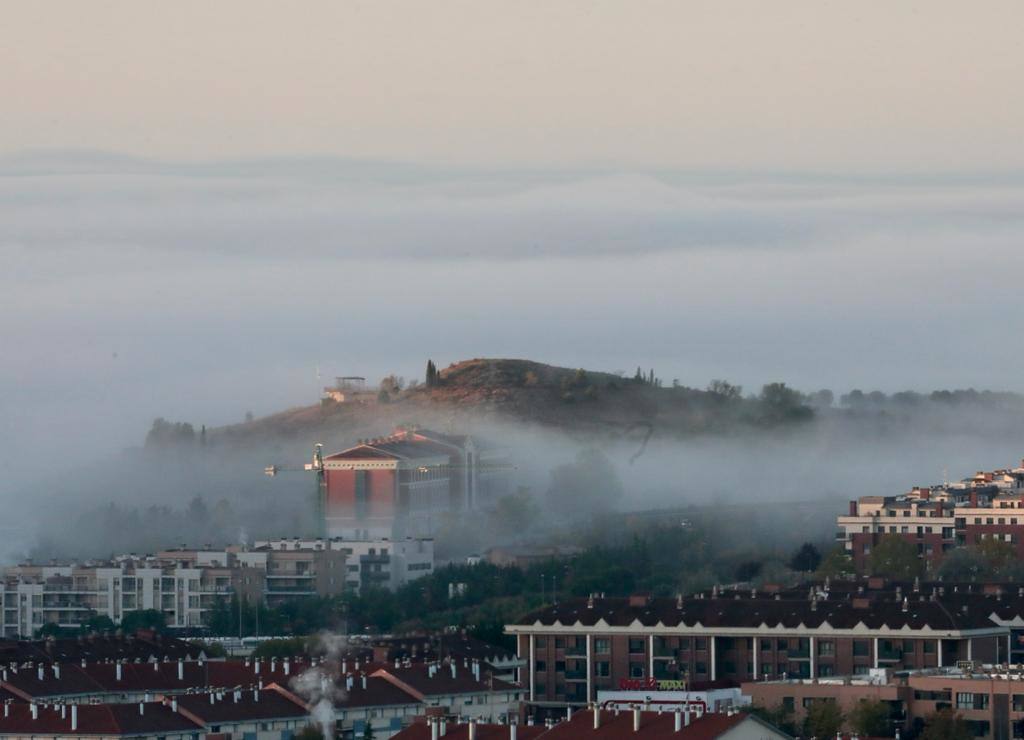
9;388;1024;565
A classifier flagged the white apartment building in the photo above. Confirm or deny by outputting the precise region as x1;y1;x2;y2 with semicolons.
1;546;346;637
254;537;434;593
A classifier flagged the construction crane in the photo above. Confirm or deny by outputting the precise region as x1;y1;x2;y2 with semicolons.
264;443;327;538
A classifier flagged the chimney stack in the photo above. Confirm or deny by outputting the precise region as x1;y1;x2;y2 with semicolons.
139;702;145;716
178;659;184;681
675;710;682;732
594;708;601;729
71;703;78;730
30;704;38;721
37;665;44;682
116;663;122;681
468;720;477;740
634;707;642;732
510;723;517;740
431;718;439;740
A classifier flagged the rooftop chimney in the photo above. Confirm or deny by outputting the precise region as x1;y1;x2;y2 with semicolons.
634;707;641;732
178;659;184;681
53;664;60;680
510;723;517;740
675;710;682;732
70;703;77;730
30;704;38;721
594;708;601;729
431;719;439;740
139;703;145;716
116;663;122;681
469;721;477;740
37;665;44;682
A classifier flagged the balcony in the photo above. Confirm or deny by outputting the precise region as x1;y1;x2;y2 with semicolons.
564;669;588;680
878;648;903;662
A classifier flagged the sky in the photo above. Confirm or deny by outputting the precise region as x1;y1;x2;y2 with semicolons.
2;1;1023;170
3;2;1024;520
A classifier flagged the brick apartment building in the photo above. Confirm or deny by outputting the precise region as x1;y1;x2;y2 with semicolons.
744;666;1024;740
837;462;1024;571
322;427;510;539
506;581;1024;708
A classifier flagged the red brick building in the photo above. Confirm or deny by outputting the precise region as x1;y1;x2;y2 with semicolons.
323;427;509;539
836;463;1024;571
506;584;1021;708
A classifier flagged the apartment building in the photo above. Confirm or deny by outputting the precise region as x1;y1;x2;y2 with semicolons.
745;665;1024;740
837;462;1024;570
254;537;434;593
506;583;1024;708
1;546;346;636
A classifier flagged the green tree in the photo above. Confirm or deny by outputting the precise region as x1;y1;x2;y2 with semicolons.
120;609;166;634
546;448;624;519
745;705;796;736
789;543;822;572
188;640;227;658
82;613;116;634
921;709;971;740
803;699;844;739
489;490;539;538
759;383;813;423
849;698;891;737
294;726;323;740
868;535;923;579
815;546;855;578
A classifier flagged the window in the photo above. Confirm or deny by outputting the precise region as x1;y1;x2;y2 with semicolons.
782;697;795;712
957;693;988;710
695;637;707;651
536;637;546;649
777;639;788;651
629;638;645;654
760;639;772;651
695;662;707;675
595;661;610;677
555;661;565;673
903;640;915;653
678;637;690;650
818;664;835;677
595;638;610;654
818;641;835;657
536;661;546;672
555;638;565;649
924;641;936;654
778;663;788;676
629;663;645;678
853;640;870;657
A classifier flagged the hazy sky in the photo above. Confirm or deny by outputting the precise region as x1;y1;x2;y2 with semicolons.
2;1;1023;170
3;2;1024;517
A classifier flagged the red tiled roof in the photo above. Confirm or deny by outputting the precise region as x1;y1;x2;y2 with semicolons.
0;702;200;736
333;676;420;709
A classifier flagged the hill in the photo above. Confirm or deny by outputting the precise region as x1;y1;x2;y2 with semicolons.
209;358;811;452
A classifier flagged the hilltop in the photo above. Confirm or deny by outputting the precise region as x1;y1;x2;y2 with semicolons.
208;358;812;452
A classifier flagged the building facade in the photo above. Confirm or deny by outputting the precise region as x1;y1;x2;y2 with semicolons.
322;427;510;540
506;585;1022;708
837;463;1024;571
1;546;346;636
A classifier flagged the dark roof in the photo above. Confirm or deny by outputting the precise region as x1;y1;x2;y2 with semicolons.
172;689;308;724
332;676;420;709
0;632;196;666
392;722;547;740
372;664;518;697
511;594;1001;632
541;709;759;740
0;659;304;700
0;702;200;736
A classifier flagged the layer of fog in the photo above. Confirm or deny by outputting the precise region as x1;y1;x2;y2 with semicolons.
4;152;1024;560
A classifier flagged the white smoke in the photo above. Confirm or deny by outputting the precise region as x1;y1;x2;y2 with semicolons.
288;632;349;740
